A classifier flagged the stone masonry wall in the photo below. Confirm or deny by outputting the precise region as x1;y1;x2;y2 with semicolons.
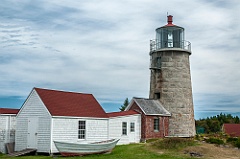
149;50;195;137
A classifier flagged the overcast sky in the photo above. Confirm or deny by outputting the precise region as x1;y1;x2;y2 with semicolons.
0;0;239;119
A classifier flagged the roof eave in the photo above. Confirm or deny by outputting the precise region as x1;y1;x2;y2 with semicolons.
146;114;171;116
108;113;141;118
0;114;17;116
52;115;109;119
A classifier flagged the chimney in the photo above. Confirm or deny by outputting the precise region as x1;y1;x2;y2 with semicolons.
167;15;173;25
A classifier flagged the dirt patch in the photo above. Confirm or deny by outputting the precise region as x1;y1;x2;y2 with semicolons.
183;142;240;159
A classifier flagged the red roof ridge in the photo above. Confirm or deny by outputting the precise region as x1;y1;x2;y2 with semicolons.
223;123;240;126
34;87;93;96
107;110;140;118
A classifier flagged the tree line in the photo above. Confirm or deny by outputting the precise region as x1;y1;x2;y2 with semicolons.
196;113;240;133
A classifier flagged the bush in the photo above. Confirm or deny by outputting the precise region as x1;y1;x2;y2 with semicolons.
195;134;200;140
152;138;196;149
146;138;159;143
234;138;240;148
206;137;224;145
226;137;238;143
226;137;240;148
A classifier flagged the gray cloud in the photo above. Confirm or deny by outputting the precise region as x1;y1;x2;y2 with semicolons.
0;0;239;116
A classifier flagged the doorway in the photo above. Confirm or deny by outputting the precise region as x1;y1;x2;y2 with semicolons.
27;118;38;149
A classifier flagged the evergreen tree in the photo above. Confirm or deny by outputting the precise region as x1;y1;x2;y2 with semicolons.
235;116;240;123
195;113;240;134
119;98;129;111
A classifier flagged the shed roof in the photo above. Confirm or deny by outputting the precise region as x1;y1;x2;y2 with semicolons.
34;88;108;118
107;110;139;118
127;97;171;116
0;108;19;114
223;123;240;137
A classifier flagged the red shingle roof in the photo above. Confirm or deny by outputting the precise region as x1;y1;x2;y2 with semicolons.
223;124;240;137
107;110;139;117
34;88;108;118
0;108;19;114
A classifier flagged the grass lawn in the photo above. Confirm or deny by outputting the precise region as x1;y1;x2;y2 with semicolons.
0;143;193;159
1;137;239;159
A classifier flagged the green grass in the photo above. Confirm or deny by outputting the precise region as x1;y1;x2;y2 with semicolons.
0;143;194;159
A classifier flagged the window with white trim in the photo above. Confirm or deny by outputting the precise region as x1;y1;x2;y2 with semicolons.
154;118;159;131
78;120;86;139
130;122;135;132
122;122;127;135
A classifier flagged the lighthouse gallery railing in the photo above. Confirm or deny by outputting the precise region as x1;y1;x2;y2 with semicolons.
150;39;191;52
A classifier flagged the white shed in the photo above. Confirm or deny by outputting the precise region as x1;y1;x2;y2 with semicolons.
15;88;109;154
107;110;141;145
0;108;19;153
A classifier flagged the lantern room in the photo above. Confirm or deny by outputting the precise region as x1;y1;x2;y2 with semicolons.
150;15;191;52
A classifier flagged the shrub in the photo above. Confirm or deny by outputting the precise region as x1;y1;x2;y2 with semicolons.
206;137;224;145
195;134;200;140
226;137;238;143
234;138;240;148
152;138;196;149
146;138;159;143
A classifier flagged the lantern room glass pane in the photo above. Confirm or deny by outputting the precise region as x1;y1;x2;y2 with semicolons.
156;26;184;49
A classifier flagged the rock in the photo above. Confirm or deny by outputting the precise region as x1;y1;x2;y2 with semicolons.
189;152;203;157
184;150;203;157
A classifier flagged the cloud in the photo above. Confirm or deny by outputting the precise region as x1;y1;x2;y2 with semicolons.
0;0;239;115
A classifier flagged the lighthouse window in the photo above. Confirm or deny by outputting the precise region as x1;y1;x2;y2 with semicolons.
155;57;161;68
154;92;160;99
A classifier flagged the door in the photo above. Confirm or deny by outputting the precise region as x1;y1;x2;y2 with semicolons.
27;118;38;148
129;122;136;143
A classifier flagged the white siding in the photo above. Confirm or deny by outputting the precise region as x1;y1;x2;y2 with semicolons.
51;117;108;153
0;115;16;153
0;115;7;153
109;115;141;145
15;89;52;153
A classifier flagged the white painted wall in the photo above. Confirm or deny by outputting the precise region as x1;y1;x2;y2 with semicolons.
0;115;16;153
51;117;109;153
109;115;141;145
15;89;52;153
14;88;142;154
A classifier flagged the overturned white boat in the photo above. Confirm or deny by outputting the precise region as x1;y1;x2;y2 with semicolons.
54;139;120;156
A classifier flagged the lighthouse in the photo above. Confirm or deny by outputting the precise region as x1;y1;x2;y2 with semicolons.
149;15;195;137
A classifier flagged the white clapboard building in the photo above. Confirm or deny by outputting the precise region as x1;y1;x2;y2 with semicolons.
108;110;141;145
15;88;141;154
0;108;19;153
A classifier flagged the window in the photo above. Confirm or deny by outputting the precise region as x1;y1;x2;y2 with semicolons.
130;122;135;132
154;118;159;131
154;92;160;99
122;122;127;135
155;57;161;68
78;121;86;139
168;31;173;47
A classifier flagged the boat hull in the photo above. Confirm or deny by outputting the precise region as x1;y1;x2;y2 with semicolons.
54;139;119;156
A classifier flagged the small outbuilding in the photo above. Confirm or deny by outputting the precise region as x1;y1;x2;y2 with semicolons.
15;88;141;155
125;97;171;141
108;110;141;145
222;123;240;137
0;108;19;153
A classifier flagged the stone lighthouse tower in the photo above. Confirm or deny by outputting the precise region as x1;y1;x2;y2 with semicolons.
149;15;195;137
